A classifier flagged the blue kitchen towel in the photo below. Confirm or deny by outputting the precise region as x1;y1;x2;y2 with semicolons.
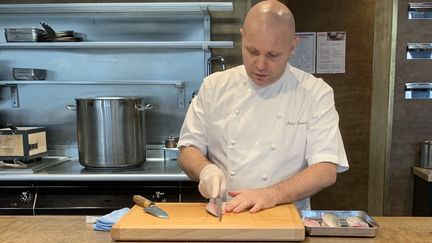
93;222;112;231
93;207;130;231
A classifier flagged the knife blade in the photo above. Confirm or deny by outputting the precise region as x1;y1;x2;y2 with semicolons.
133;195;169;219
215;197;222;222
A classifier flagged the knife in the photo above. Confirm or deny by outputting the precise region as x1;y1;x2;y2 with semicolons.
215;197;223;222
133;195;169;219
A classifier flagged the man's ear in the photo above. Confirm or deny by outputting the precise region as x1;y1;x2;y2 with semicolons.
240;27;244;37
290;35;300;50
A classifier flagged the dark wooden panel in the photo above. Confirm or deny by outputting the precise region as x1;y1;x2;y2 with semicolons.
286;0;375;211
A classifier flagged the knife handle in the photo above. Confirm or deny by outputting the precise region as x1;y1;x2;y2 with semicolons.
133;195;154;208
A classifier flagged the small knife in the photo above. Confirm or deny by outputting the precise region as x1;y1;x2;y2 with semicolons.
215;197;223;222
133;195;169;219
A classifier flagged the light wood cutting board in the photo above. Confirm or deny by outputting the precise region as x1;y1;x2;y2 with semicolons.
111;203;305;241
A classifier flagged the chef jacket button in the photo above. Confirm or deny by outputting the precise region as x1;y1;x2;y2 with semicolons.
230;171;236;176
270;144;277;151
262;174;268;181
276;113;282;119
230;139;236;145
234;109;240;115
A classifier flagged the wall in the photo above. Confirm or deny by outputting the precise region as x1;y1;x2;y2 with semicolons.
285;0;375;211
388;0;432;215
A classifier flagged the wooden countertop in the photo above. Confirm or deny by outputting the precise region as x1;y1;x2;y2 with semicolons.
412;166;432;182
0;215;432;242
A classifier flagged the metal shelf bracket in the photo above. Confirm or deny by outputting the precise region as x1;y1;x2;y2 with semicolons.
10;85;19;108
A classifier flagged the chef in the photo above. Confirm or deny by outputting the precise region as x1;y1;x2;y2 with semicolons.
177;0;349;213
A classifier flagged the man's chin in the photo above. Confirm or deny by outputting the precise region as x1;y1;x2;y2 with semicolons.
252;76;273;86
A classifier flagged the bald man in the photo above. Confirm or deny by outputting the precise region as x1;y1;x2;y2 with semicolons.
178;0;349;213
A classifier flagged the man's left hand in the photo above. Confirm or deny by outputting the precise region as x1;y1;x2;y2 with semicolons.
224;188;279;213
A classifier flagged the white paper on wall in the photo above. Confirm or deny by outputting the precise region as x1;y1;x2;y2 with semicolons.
316;31;346;74
289;32;316;74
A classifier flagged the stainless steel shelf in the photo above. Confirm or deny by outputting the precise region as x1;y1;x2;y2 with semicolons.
409;2;432;19
407;43;432;59
0;80;184;87
0;41;234;50
0;2;233;14
407;43;432;50
0;80;186;109
404;82;432;99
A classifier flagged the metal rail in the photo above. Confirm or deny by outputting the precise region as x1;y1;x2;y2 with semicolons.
0;2;233;14
0;41;234;50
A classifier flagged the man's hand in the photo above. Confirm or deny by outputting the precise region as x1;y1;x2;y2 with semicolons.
198;164;227;199
225;188;279;213
225;162;337;213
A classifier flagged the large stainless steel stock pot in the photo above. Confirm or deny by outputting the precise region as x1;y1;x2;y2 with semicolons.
67;97;153;168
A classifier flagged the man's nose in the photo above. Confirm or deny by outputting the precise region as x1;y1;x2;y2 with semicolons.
256;55;267;70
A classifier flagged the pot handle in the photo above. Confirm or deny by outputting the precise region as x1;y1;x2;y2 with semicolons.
66;105;76;111
136;103;155;111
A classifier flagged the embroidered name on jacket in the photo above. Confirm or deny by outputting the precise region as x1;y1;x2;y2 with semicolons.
285;121;307;126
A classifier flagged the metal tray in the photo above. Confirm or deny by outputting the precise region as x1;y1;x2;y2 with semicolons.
300;210;379;237
5;28;45;42
13;68;47;80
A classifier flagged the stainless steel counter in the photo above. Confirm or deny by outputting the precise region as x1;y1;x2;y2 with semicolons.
0;157;189;181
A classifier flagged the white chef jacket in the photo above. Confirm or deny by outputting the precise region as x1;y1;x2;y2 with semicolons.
178;64;349;210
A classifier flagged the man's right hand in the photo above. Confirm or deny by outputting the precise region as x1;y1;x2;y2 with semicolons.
198;164;226;199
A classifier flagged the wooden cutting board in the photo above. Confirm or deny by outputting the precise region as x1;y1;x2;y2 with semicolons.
111;203;305;241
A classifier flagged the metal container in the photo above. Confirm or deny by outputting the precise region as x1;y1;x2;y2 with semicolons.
4;28;45;42
164;137;179;148
420;140;432;168
13;68;47;80
300;210;379;237
67;97;152;168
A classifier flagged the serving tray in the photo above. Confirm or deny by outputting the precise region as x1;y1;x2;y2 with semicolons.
300;210;379;237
